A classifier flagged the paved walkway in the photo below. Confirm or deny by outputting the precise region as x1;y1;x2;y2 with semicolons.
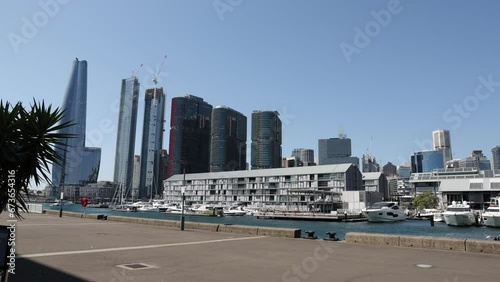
2;213;499;282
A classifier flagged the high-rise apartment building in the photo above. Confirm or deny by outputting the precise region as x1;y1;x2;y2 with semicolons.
251;110;282;169
318;134;359;166
433;129;453;163
382;162;397;176
210;106;247;172
113;77;139;195
167;94;213;177
131;155;140;200
292;148;315;165
362;155;380;173
139;87;166;200
459;150;491;170
492;146;500;170
52;59;101;196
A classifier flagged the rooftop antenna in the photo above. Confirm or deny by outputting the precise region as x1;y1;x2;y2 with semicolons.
339;125;346;139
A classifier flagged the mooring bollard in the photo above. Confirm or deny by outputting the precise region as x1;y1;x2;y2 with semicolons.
303;230;317;239
430;215;434;226
324;232;339;241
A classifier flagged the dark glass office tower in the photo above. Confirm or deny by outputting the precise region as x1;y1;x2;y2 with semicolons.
318;134;359;166
52;59;101;196
139;87;165;200
167;94;213;178
492;146;500;171
251;110;282;169
113;77;139;195
210;106;247;172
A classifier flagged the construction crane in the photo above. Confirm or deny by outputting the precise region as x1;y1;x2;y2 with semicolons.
152;55;168;94
366;136;373;159
132;63;143;77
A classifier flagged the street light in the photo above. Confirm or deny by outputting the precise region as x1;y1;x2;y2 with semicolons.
59;192;64;217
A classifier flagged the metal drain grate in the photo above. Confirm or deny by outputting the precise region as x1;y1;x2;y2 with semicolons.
116;263;158;271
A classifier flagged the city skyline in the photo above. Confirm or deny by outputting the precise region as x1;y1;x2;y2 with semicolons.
2;1;500;187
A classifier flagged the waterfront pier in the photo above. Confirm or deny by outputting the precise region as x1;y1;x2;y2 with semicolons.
3;213;500;282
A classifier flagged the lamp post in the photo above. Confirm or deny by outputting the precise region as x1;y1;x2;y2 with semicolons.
59;192;64;217
180;165;186;231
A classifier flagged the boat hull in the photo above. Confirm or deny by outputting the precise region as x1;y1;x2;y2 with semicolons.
483;214;500;227
365;209;406;222
443;213;474;226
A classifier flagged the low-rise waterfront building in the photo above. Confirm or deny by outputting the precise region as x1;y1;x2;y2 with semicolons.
163;164;362;212
410;168;500;209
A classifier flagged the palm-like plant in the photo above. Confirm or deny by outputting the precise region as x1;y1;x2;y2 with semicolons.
0;100;73;219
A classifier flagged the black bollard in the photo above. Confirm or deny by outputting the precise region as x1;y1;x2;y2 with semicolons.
324;232;339;241
430;215;434;226
303;230;317;239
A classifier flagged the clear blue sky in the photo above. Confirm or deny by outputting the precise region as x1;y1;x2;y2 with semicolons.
2;0;500;188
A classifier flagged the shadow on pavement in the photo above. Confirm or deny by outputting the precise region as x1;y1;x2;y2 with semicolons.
9;258;89;282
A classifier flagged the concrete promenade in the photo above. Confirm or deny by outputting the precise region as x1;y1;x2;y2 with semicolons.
2;213;500;282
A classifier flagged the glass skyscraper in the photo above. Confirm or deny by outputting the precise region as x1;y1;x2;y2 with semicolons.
251;110;282;169
139;87;165;200
52;59;101;195
210;106;247;172
113;77;139;196
411;150;444;173
167;94;213;178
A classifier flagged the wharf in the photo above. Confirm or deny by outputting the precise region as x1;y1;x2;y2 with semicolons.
4;212;500;282
255;212;367;222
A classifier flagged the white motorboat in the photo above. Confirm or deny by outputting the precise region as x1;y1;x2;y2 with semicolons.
415;209;444;222
483;197;500;228
443;201;475;226
191;204;224;216
111;204;138;212
223;206;247;216
49;200;74;207
433;210;444;222
131;201;158;212
364;202;406;222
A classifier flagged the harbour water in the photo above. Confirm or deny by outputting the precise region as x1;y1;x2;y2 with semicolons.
42;203;500;240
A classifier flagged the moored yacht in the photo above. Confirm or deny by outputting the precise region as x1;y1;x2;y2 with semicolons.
191;204;224;216
365;202;406;222
50;200;74;207
223;206;247;216
443;201;475;226
483;197;500;228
